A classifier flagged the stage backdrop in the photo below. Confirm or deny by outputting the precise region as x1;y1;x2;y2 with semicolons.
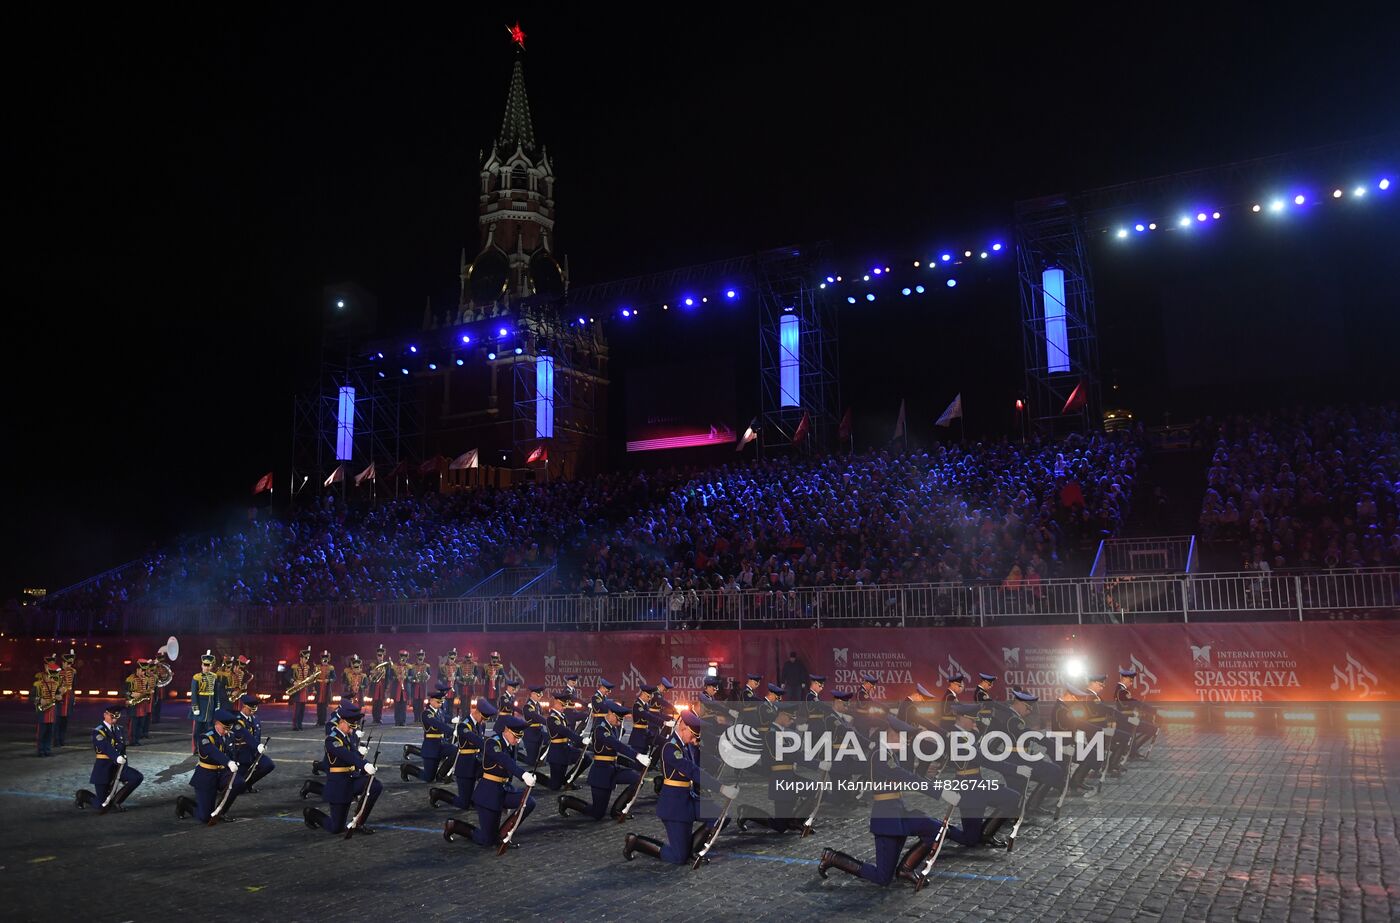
3;621;1394;704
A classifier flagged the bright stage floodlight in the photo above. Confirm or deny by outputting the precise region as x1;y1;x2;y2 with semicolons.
1179;216;1192;227
400;368;408;376
826;276;835;283
1149;222;1157;230
992;243;1003;251
621;309;631;317
873;268;882;275
941;253;951;262
915;285;925;294
1333;189;1343;198
1197;213;1207;222
1116;228;1128;238
726;290;736;299
577;317;586;325
847;296;856;304
1212;212;1221;219
865;293;875;301
428;363;437;370
409;345;417;353
1135;223;1145;232
684;297;694;306
862;274;870;282
461;335;471;344
946;279;957;288
1381;178;1392;190
487;352;496;360
455;359;464;366
1354;186;1366;197
515;346;523;355
498;327;508;337
1252;204;1261;212
819;283;826;289
336;300;345;309
902;288;911;296
964;250;972;257
1270;199;1285;212
980;251;988;258
1294;194;1306;205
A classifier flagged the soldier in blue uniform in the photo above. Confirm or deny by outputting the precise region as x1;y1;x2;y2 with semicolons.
1087;673;1134;776
739;697;821;833
75;704;143;812
188;650;227;753
303;702;382;835
648;678;675;749
493;677;521;731
521;685;548;767
818;715;964;887
990;689;1065;816
624;709;738;864
1053;685;1101;796
740;673;762;726
941;703;1020;848
975;672;998;704
703;675;722;701
431;697;495;818
559;698;648;820
302;705;364;800
231;693;276;792
589;678;613;732
544;691;588;790
176;707;241;823
1115;668;1158;758
628;684;656;753
400;684;452;782
466;715;537;847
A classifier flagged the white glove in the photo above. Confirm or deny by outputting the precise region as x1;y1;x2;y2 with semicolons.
363;763;377;775
257;743;267;754
116;755;127;765
636;754;652;768
521;771;537;787
358;745;369;756
664;720;676;729
192;708;200;717
227;760;239;774
797;723;810;732
451;715;462;724
720;784;739;800
581;735;592;746
818;760;832;772
1016;764;1034;779
355;729;364;738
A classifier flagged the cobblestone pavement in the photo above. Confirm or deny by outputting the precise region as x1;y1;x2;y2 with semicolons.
1;704;1395;923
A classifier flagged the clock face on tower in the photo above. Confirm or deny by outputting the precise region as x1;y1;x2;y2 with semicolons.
467;249;510;304
529;252;565;297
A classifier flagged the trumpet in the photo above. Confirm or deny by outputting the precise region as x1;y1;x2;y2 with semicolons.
125;693;152;708
368;660;390;684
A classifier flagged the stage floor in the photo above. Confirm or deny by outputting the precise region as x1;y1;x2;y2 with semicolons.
2;703;1395;923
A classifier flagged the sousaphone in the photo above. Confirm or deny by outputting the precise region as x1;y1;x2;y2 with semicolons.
155;636;179;687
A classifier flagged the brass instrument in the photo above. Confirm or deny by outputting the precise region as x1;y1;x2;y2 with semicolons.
125;693;152;708
368;659;390;684
286;667;324;697
155;636;179;687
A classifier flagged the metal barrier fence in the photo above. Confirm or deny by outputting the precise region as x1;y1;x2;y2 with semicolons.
20;568;1400;638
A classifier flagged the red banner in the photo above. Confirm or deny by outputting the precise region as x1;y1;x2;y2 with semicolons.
3;621;1395;703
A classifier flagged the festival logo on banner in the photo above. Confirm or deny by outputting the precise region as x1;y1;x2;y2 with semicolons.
619;661;649;692
542;654;603;691
1002;645;1075;700
1122;654;1160;697
832;646;912;697
666;654;737;703
936;654;971;688
1330;653;1382;698
1190;642;1300;701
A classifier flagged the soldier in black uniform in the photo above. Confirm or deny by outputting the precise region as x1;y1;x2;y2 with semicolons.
738;699;825;833
1115;668;1159;759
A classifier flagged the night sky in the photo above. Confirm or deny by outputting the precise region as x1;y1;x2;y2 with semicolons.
9;6;1400;598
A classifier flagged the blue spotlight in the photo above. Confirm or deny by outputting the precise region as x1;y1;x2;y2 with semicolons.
428;363;437;370
1196;213;1207;222
1270;199;1285;212
515;347;523;355
980;251;988;258
1212;211;1221;219
1149;222;1157;230
1252;204;1261;212
862;274;870;281
847;296;857;304
946;279;957;288
378;371;385;378
684;297;694;306
401;368;408;376
1354;186;1367;197
1333;189;1343;198
1294;194;1306;205
826;276;834;283
1116;228;1129;238
865;293;876;302
461;334;471;344
915;285;925;294
1381;178;1392;190
1134;223;1145;232
725;289;736;299
455;358;464;366
901;287;911;296
498;327;508;337
577;317;586;325
1179;216;1192;227
873;268;882;275
941;253;952;262
819;283;827;289
487;352;497;360
621;308;631;317
992;243;1003;251
409;345;418;353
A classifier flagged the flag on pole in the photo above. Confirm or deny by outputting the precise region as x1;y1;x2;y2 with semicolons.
838;407;853;442
251;472;273;495
736;418;759;451
449;449;479;470
936;393;963;427
526;444;548;464
791;410;811;446
388;461;409;479
323;464;345;487
1061;380;1087;414
893;400;907;440
417;457;445;476
354;462;376;486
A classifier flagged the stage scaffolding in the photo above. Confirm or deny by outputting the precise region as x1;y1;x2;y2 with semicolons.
509;304;607;478
755;244;838;455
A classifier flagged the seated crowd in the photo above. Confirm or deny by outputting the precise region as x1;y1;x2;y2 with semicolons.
53;433;1140;608
1197;404;1400;572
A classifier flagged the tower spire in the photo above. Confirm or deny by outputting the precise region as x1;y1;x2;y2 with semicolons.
497;59;535;156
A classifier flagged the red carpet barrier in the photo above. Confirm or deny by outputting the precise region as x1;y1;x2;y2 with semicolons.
4;620;1394;703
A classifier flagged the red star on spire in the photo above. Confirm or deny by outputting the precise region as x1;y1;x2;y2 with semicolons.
506;21;526;51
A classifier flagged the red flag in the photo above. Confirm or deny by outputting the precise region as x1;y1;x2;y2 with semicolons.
736;418;759;452
791;411;811;446
526;444;548;464
251;472;273;495
417;456;445;476
1062;380;1088;414
837;407;853;442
